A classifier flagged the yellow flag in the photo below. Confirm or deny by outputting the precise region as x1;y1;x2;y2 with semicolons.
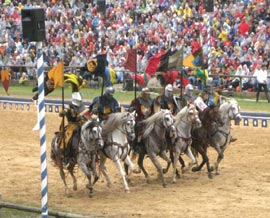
48;62;64;88
183;54;196;68
1;69;10;81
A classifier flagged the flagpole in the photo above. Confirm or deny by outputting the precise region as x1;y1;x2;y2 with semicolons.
134;48;137;99
179;46;184;100
61;86;65;162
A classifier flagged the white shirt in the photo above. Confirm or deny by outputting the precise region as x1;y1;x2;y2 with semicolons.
253;68;268;84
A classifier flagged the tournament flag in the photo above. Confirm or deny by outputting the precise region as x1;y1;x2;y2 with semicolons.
86;53;107;77
48;61;64;88
64;73;86;92
1;69;10;93
124;48;137;72
145;51;167;76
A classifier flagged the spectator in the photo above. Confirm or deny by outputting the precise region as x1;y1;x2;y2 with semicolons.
253;64;270;103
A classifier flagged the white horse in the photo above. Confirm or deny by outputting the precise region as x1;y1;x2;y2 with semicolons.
99;111;136;193
210;98;242;175
171;104;202;183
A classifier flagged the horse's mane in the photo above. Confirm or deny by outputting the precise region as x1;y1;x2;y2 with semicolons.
102;112;129;135
219;98;238;117
142;110;168;128
142;110;170;138
174;106;189;126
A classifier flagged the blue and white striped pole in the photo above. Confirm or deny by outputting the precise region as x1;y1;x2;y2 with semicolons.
207;14;211;75
37;42;48;218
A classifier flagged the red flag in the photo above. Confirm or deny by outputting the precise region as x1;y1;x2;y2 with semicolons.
124;48;137;72
1;69;10;93
145;50;167;76
130;74;145;87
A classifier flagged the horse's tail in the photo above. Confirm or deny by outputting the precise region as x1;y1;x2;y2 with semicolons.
50;132;61;167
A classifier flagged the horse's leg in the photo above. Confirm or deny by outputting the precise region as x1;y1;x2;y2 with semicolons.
137;152;149;182
124;154;134;182
213;143;226;175
59;164;69;194
78;157;94;197
99;153;112;188
192;144;213;179
68;163;77;191
182;146;197;173
169;149;181;178
148;152;168;188
160;150;171;174
90;154;99;185
172;150;180;183
114;159;130;193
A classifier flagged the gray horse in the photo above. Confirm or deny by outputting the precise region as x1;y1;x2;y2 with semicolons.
171;104;201;183
51;116;103;197
77;116;104;197
98;111;136;193
210;98;242;175
137;109;176;188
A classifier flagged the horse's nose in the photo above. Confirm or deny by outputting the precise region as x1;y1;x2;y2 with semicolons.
97;140;104;149
129;133;136;141
235;114;242;125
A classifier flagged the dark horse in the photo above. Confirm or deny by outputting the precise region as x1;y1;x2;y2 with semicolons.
190;104;223;179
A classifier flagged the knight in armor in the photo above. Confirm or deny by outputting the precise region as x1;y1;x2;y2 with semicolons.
202;78;221;107
182;84;197;106
155;84;181;115
89;86;121;121
59;92;90;166
129;87;154;155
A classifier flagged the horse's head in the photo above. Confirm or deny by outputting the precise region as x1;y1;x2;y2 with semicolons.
161;109;176;138
123;111;136;141
228;99;242;125
81;116;104;150
222;99;242;125
186;104;202;129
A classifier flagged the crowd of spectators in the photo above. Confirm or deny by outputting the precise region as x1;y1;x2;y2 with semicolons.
0;0;269;91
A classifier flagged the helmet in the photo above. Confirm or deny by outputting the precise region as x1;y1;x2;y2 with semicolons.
142;87;150;95
104;86;115;96
165;84;173;97
185;84;194;96
71;92;82;107
141;87;150;99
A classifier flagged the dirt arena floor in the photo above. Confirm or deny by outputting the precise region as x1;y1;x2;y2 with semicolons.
0;106;270;218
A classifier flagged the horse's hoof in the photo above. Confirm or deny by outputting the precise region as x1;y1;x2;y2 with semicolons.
93;176;99;185
162;168;167;174
215;172;220;176
125;189;131;193
133;168;141;174
73;185;77;191
210;166;214;172
172;179;176;184
88;191;94;198
163;183;168;188
192;166;198;172
208;173;213;179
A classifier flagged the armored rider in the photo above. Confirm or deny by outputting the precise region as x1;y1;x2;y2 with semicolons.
129;87;154;155
59;92;89;166
89;86;121;121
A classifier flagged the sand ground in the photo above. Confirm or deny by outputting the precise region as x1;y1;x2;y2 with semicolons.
0;107;270;218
